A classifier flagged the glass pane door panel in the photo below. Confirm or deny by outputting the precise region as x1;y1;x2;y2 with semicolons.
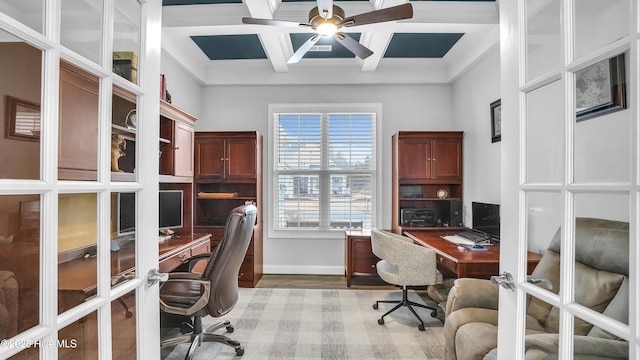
110;191;136;286
572;316;628;358
526;191;562;258
59;62;100;181
7;346;38;360
111;88;137;181
524;298;560;357
113;0;142;85
111;291;137;358
59;311;98;359
574;0;630;59
525;80;563;183
60;0;103;63
573;193;629;320
573;69;630;183
58;193;97;314
0;1;44;34
525;0;561;81
0;195;41;337
0;31;42;180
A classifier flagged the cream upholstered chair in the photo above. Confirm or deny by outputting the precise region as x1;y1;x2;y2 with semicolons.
370;229;443;331
444;218;629;359
160;204;257;358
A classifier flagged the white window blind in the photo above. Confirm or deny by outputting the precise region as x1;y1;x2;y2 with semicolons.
274;112;376;230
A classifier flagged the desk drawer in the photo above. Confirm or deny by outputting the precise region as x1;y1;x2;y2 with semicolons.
191;241;210;255
436;255;457;275
353;258;378;275
159;248;190;273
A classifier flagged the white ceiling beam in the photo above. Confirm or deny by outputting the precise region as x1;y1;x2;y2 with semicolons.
360;30;392;72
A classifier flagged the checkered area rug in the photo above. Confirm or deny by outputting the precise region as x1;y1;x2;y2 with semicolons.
163;288;445;360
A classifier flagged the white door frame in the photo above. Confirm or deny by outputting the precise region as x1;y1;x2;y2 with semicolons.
497;0;638;358
0;0;162;358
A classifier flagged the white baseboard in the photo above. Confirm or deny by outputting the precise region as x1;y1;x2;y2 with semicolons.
264;265;344;275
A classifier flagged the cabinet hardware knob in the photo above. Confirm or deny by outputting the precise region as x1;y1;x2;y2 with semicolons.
174;146;179;150
220;157;225;161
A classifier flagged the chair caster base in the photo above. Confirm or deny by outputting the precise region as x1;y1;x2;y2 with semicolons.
418;324;425;331
377;318;384;325
373;303;378;310
431;310;438;317
226;325;234;333
235;346;244;356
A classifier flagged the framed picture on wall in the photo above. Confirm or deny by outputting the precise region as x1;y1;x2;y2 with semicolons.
5;96;41;141
490;99;501;143
575;53;626;122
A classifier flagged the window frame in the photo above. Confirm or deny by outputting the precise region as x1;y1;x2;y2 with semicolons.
267;103;382;239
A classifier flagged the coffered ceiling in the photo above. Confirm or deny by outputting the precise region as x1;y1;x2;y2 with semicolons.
161;0;500;85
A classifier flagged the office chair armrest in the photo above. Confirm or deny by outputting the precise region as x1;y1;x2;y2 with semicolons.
159;279;211;316
185;252;212;272
445;278;498;318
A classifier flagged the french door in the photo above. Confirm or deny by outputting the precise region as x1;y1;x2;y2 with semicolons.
498;0;638;358
0;1;162;359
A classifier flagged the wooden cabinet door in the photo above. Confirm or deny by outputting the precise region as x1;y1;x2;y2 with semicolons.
431;138;462;180
58;67;99;180
194;138;225;179
226;138;256;180
173;121;194;177
398;138;430;180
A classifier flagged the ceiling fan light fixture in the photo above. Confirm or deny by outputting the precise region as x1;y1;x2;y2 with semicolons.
316;22;338;36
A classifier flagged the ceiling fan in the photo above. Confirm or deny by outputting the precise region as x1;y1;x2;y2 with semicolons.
242;1;413;64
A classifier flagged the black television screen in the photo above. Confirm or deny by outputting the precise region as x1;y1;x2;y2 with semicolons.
159;190;183;231
472;202;500;239
117;190;183;235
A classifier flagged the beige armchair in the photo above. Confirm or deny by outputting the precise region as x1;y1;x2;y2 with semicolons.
444;218;629;360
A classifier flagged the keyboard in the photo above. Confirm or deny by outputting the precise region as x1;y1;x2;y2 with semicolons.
456;229;491;243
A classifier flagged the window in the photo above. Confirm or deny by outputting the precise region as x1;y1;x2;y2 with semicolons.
273;110;376;231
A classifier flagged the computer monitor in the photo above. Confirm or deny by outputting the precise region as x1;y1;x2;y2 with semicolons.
117;190;183;236
159;190;183;231
472;202;500;240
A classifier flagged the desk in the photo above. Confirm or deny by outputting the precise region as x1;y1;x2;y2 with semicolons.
405;230;542;279
58;233;211;313
344;230;381;287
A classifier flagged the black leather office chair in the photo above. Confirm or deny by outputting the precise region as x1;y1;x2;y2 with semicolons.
160;204;257;358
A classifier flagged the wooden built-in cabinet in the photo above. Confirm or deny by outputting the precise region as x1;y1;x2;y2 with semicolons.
392;131;465;233
194;131;263;287
58;62;99;181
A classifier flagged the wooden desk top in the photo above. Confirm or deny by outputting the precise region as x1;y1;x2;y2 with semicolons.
58;233;211;293
405;230;501;263
404;230;542;279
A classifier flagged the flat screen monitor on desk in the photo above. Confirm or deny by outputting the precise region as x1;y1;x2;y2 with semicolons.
117;190;183;236
471;202;500;240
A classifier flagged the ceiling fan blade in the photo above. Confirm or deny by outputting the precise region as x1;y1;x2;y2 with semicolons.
288;34;322;64
334;32;373;59
316;0;333;19
339;3;413;27
242;17;309;28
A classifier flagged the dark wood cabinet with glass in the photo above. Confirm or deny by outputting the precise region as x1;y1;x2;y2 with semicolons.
392;131;465;234
193;131;263;287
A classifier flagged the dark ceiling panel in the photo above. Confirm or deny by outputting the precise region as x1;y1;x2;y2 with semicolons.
289;33;361;59
191;35;267;60
163;0;241;5
385;33;463;58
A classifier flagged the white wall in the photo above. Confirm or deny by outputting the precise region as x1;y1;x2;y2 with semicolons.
451;47;502;226
197;83;455;274
160;51;203;118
